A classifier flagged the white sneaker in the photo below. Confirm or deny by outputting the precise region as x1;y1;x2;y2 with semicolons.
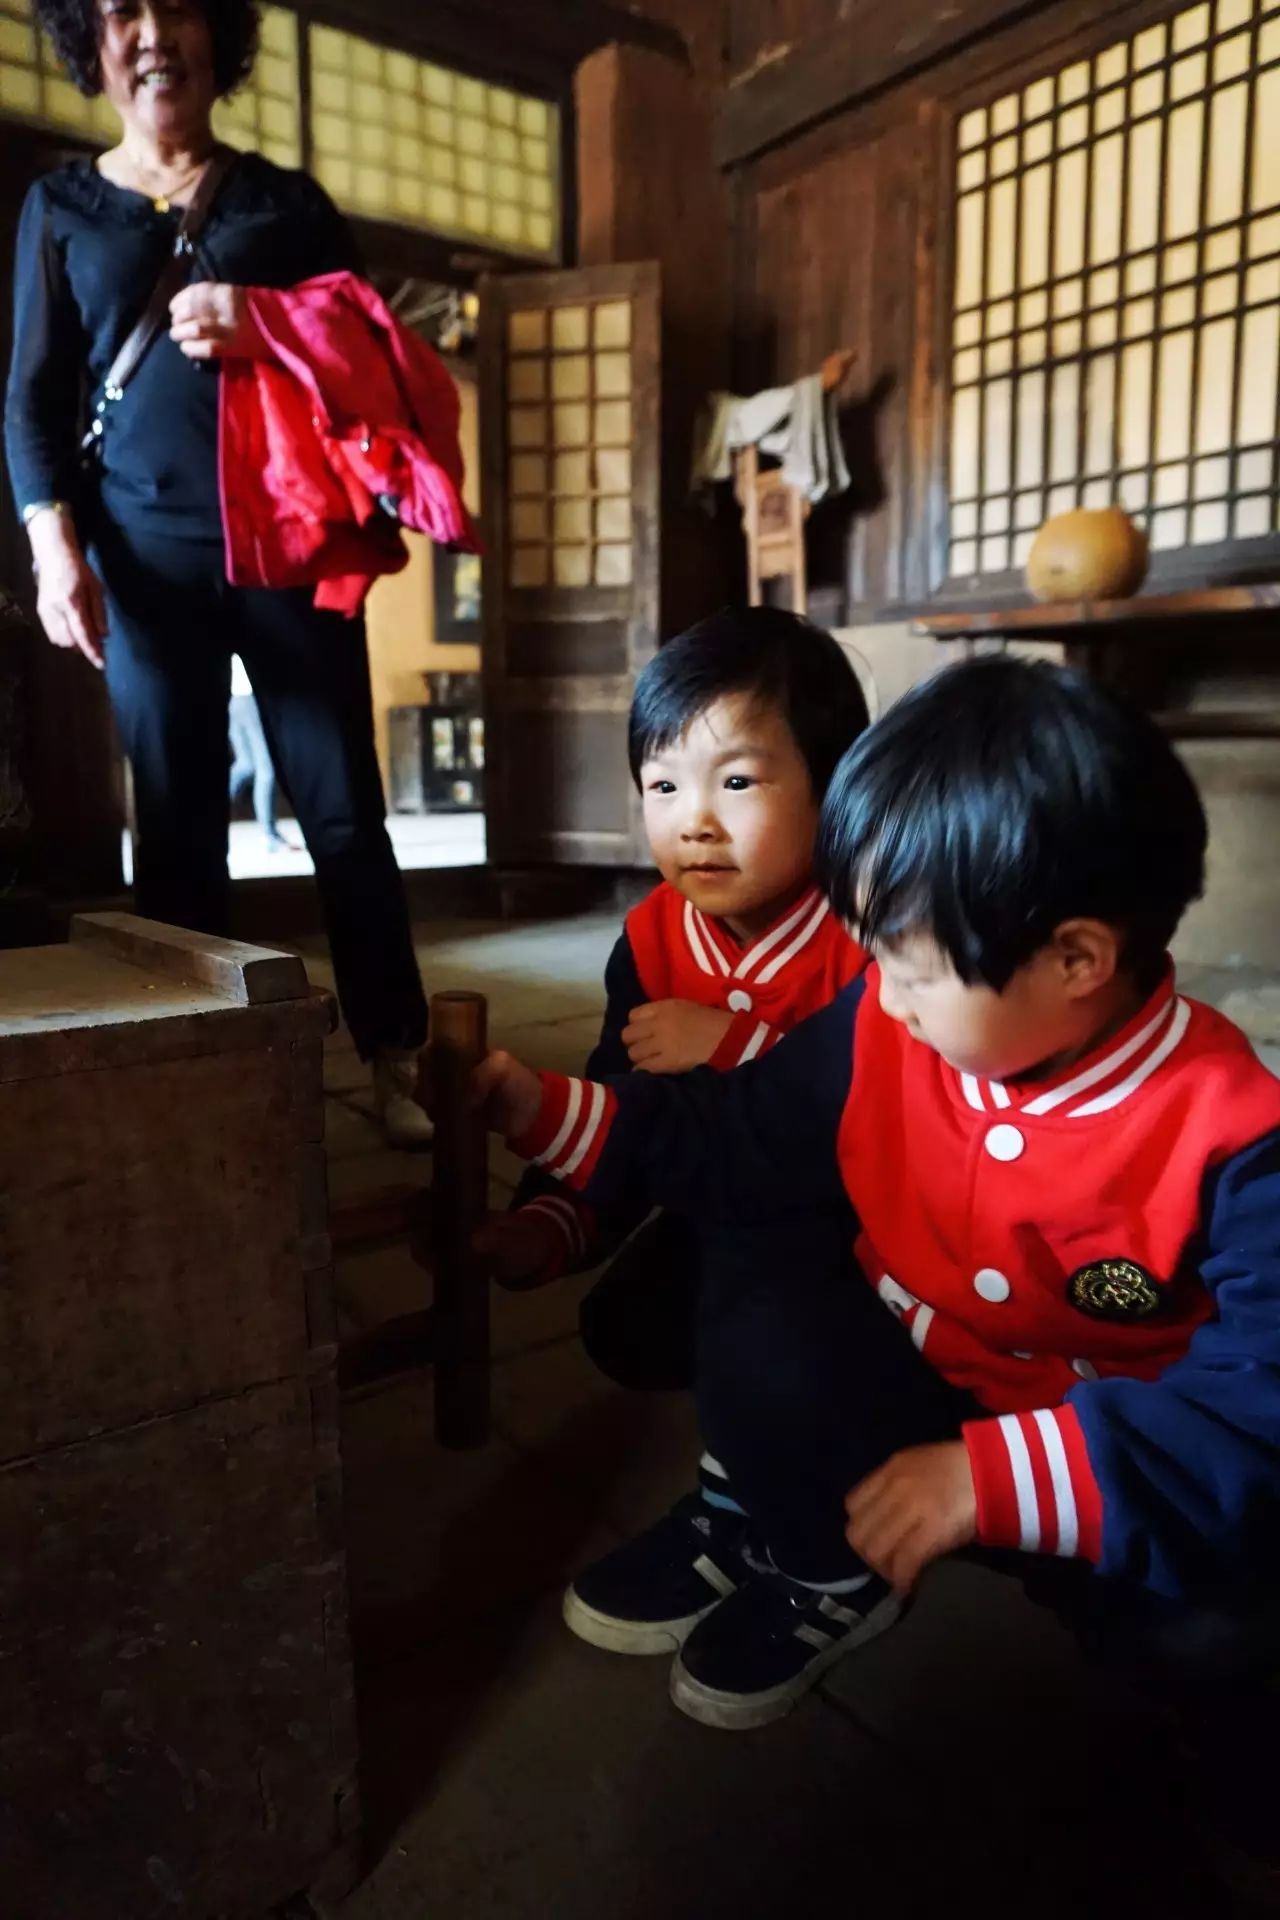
372;1049;434;1150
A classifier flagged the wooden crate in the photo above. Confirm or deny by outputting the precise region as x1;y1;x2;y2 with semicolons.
0;915;360;1918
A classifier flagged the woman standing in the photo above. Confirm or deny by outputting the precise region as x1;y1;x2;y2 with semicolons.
5;0;432;1147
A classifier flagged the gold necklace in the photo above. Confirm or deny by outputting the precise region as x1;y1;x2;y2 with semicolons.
150;164;203;213
123;148;211;213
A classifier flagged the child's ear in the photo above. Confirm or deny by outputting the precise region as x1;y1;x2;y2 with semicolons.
1051;918;1120;997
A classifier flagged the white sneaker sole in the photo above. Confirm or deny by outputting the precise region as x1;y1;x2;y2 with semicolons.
562;1585;721;1657
378;1101;434;1151
669;1590;904;1730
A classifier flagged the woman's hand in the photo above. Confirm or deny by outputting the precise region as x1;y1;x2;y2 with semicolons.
28;510;107;670
169;282;267;361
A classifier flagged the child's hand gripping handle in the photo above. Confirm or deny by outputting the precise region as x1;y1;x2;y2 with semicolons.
467;1049;545;1141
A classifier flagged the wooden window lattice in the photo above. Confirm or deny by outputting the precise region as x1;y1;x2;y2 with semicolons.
948;0;1280;581
309;25;560;262
506;298;635;588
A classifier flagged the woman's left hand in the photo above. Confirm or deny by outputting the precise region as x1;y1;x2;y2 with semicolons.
169;282;267;361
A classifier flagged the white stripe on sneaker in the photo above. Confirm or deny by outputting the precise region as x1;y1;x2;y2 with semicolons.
692;1553;737;1601
795;1624;835;1652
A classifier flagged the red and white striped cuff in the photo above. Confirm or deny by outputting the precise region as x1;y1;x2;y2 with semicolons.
709;1013;782;1071
510;1072;618;1191
963;1404;1103;1562
515;1194;591;1275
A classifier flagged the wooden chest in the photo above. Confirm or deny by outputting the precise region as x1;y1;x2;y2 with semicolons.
0;915;359;1918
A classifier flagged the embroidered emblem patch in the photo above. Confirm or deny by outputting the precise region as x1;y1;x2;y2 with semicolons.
1067;1258;1162;1321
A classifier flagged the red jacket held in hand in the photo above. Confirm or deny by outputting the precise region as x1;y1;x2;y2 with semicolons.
218;270;481;616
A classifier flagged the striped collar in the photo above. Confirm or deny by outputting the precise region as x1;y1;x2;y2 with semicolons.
682;886;830;986
956;968;1190;1121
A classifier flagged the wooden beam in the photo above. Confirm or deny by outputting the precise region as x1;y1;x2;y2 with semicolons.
323;0;689;89
913;585;1280;640
716;0;1060;168
489;0;691;66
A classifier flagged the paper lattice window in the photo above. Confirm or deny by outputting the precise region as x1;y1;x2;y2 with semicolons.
309;24;560;261
949;0;1280;579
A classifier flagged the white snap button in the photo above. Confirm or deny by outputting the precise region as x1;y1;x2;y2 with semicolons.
1072;1358;1099;1381
973;1267;1012;1303
984;1123;1025;1162
727;989;753;1014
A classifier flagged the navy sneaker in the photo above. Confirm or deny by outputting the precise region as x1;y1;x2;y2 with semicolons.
563;1493;751;1656
670;1562;903;1730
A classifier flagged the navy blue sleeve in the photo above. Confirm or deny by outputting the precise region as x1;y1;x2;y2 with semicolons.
1072;1128;1280;1599
511;932;645;1262
585;930;642;1079
4;182;85;514
547;976;864;1227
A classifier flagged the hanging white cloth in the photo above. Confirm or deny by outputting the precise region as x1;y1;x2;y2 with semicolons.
691;374;851;504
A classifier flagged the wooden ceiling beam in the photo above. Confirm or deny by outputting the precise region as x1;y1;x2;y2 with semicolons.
716;0;1060;167
329;0;690;92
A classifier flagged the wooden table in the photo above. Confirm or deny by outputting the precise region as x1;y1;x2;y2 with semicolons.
0;913;360;1918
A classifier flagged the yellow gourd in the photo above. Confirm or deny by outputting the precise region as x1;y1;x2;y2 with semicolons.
1026;508;1149;603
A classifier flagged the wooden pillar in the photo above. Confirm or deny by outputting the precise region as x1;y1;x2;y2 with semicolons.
575;27;738;632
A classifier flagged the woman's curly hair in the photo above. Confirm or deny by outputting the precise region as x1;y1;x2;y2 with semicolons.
35;0;260;99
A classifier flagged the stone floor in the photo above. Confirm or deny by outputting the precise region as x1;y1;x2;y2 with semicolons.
296;915;1270;1920
122;810;486;885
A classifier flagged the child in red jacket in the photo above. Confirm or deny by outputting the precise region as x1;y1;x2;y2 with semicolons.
480;607;870;1403
475;660;1280;1890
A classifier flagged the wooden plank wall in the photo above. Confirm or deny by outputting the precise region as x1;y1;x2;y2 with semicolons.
726;0;946;620
736;109;939;615
722;0;1193;622
728;0;845;76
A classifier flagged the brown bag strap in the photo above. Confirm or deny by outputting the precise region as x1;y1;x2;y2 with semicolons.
97;146;239;404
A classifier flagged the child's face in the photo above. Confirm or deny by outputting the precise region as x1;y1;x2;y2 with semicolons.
872;930;1111;1081
640;694;820;935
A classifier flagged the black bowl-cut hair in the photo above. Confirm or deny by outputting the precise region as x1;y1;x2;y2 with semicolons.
816;655;1207;993
628;606;870;801
36;0;260;97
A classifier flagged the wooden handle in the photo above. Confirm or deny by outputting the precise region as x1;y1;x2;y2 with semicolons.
426;991;491;1449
